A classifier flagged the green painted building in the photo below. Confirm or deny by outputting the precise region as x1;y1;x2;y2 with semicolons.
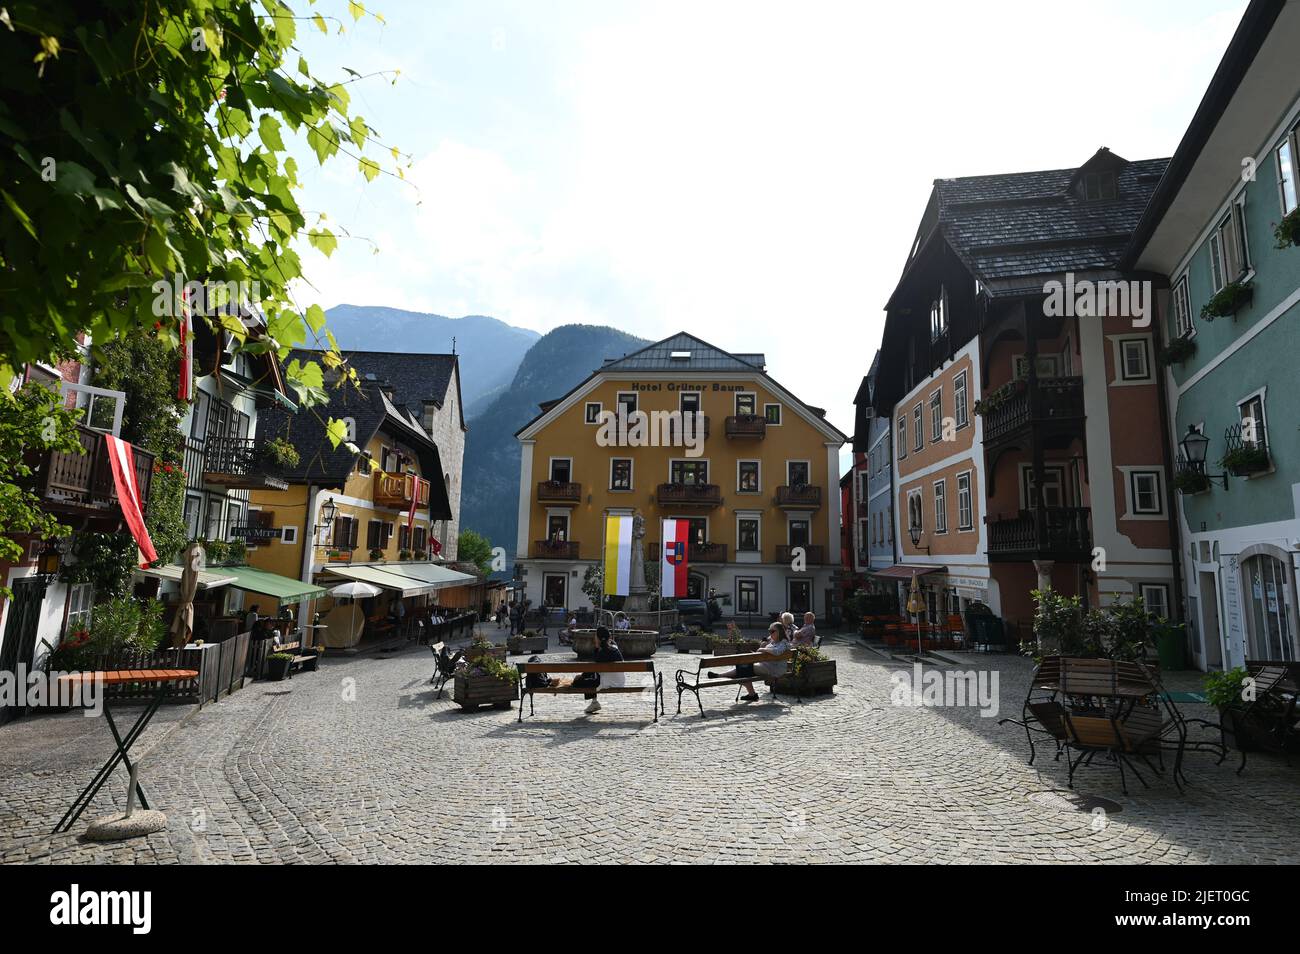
1126;0;1300;670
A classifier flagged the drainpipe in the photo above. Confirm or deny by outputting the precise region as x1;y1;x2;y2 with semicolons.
298;484;318;631
1153;291;1187;639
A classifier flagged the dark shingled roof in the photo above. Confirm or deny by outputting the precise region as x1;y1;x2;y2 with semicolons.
293;349;464;431
933;151;1169;284
257;367;453;520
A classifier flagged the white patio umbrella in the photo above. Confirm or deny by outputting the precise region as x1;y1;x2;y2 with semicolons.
329;580;382;642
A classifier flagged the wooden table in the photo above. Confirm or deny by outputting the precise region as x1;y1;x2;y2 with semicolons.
51;669;198;834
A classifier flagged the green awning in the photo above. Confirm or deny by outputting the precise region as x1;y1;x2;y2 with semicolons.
135;564;238;590
223;565;326;608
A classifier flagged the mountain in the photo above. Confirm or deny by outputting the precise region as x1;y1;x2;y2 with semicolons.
322;305;540;410
461;324;650;564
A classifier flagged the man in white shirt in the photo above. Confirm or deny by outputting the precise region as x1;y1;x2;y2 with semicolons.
793;612;817;646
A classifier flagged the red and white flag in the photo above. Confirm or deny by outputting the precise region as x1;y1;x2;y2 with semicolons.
661;518;690;598
178;288;193;402
104;435;158;567
406;476;426;534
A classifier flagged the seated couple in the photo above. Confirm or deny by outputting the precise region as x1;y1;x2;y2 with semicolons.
708;621;791;701
524;626;624;715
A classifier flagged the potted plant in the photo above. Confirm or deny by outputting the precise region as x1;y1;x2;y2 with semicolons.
1200;280;1253;321
508;628;548;654
452;655;519;711
772;645;837;696
369;547;384;561
1158;336;1196;366
414;549;428;560
1172;469;1212;494
1205;667;1275;755
1220;444;1270;476
204;539;230;565
675;627;712;654
261;436;301;470
465;634;507;663
398;549;412;561
265;652;293;682
1274;207;1300;249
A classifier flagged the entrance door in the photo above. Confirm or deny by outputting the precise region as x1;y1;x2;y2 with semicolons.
1199;571;1223;670
543;573;567;609
788;579;812;616
0;578;47;725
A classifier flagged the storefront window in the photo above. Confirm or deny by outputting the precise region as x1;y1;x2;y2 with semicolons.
1245;555;1295;660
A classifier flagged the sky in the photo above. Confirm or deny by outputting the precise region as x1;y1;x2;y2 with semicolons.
287;0;1248;447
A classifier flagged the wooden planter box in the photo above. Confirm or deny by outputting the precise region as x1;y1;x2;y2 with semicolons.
452;672;517;711
675;633;712;654
465;644;507;664
507;635;548;655
772;660;838;696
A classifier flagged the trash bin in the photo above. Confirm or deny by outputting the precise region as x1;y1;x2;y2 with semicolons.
1156;628;1187;670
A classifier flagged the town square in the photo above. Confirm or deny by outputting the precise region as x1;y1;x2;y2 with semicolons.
0;0;1299;905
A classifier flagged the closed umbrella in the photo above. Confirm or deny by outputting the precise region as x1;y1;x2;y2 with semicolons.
906;571;927;656
329;580;382;643
169;541;204;649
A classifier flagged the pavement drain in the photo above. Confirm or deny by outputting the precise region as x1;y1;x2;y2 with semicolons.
1027;790;1123;815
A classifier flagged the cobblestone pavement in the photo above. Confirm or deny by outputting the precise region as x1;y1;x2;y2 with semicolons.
2;632;1299;864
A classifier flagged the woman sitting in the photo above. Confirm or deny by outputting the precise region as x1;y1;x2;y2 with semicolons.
707;621;790;701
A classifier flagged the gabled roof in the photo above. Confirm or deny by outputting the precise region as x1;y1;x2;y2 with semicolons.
256;357;453;519
930;151;1169;287
598;332;765;372
302;350;466;432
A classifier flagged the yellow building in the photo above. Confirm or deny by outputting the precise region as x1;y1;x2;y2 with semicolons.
514;333;847;619
247;374;478;646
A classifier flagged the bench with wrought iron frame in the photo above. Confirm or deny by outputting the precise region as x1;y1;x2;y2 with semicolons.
675;649;795;717
429;641;464;697
515;660;663;722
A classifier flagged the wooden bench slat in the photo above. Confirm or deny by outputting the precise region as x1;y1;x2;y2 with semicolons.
694;650;793;667
517;661;655;674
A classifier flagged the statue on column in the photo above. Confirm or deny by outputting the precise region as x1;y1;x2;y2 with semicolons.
624;510;650;613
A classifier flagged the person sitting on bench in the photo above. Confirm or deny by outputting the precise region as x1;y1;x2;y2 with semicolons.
793;612;817;646
577;626;624;714
708;621;790;701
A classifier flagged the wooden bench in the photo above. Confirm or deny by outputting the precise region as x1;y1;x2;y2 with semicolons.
515;660;663;722
276;641;320;675
675;649;794;717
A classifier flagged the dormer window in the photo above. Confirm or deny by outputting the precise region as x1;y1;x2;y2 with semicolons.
929;286;948;341
1083;170;1117;201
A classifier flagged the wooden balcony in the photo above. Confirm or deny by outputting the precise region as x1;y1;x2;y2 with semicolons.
374;471;430;509
203;436;291;490
724;414;767;439
776;544;825;565
656;482;722;507
27;424;155;516
987;507;1091;562
689;541;728;563
537;480;582;504
982;376;1085;449
775;485;822;509
666;413;710;442
533;539;579;560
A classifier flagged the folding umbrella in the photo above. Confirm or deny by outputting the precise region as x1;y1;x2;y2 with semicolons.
329;580;382;642
168;541;203;649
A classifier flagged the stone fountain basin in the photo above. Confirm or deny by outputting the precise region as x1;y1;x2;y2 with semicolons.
571;629;659;659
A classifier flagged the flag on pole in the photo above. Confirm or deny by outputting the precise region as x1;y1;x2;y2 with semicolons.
178;288;193;402
661;518;690;598
603;514;633;596
104;435;158;566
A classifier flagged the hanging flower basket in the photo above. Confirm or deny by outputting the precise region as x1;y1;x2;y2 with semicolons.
1274;208;1300;249
1200;280;1253;321
1158;337;1196;366
1172;470;1211;494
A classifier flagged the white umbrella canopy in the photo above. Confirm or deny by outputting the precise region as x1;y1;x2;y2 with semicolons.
329;581;382;600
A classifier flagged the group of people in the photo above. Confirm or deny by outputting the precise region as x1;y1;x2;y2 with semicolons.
709;610;817;701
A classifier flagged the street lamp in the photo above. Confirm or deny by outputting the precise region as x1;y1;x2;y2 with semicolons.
908;523;929;554
1179;425;1228;489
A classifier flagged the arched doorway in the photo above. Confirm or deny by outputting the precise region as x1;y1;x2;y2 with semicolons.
1241;551;1296;661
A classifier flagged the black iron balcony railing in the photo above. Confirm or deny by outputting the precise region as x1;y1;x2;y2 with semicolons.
987;507;1091;562
203;436;291;490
